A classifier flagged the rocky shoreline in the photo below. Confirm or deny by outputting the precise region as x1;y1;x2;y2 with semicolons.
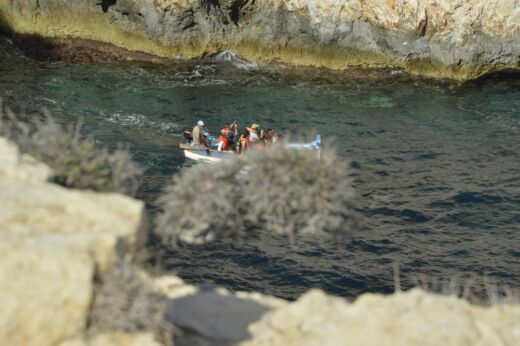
1;134;520;345
1;0;520;80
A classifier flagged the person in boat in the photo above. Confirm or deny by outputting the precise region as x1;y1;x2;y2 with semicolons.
222;121;239;150
228;121;239;147
247;124;260;144
217;128;230;151
238;131;250;154
253;123;264;139
216;121;239;152
192;120;207;147
256;134;267;149
265;128;277;145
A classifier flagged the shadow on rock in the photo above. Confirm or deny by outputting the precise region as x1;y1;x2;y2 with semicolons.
166;287;271;346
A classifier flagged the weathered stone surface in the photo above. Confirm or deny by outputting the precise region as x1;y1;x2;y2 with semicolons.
0;137;148;346
1;0;520;79
2;135;520;346
152;275;286;345
167;289;272;343
153;276;287;308
0;235;94;346
152;275;199;300
59;332;164;346
241;288;520;346
0;136;52;182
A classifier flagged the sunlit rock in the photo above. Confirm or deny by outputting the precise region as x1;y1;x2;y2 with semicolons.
241;288;520;346
0;137;148;346
59;332;163;346
0;136;52;182
1;0;520;79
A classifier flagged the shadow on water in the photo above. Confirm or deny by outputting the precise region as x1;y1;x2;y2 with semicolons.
469;69;520;86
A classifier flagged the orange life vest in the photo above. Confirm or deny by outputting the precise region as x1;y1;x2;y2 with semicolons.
218;135;229;151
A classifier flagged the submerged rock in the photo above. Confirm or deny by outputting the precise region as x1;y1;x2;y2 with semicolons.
1;0;520;79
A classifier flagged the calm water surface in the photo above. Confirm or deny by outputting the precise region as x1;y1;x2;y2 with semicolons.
2;38;519;300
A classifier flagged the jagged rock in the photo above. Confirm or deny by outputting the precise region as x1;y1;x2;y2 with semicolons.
1;0;520;79
152;275;286;345
241;288;520;346
0;137;148;346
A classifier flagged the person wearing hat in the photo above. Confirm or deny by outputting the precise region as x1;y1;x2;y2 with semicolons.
247;123;260;143
251;123;264;138
192;120;206;147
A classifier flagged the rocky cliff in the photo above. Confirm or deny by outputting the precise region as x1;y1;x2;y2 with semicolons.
1;0;520;80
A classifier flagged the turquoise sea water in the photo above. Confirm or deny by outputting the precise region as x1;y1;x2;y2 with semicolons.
2;38;519;300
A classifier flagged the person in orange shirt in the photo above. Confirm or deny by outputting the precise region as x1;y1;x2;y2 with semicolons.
217;128;230;151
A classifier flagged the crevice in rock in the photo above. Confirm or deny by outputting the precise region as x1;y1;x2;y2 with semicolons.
182;21;197;31
177;10;196;32
201;0;230;25
229;0;249;25
101;0;117;13
417;14;428;37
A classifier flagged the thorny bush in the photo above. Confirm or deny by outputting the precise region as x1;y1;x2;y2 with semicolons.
156;142;356;246
88;260;169;334
0;100;142;195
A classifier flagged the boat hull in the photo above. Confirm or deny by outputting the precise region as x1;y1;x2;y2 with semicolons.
180;135;321;163
184;148;234;163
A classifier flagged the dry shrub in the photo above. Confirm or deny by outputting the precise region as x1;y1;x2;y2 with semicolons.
156;143;356;246
410;273;520;305
0;100;142;195
88;260;169;334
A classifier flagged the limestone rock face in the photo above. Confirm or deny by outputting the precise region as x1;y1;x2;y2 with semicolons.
0;137;52;182
241;288;520;346
153;275;286;344
59;332;164;346
1;0;520;79
0;137;148;346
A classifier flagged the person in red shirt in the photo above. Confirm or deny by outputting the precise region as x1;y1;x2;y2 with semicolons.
217;128;230;151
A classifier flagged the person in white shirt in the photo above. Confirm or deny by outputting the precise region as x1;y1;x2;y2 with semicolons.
192;120;206;147
247;125;259;143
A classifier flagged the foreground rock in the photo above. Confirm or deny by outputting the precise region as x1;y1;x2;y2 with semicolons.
151;275;520;346
0;137;148;346
59;332;163;346
154;275;286;345
1;136;519;346
242;288;520;346
1;0;520;80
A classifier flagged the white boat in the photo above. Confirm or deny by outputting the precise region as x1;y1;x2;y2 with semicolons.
180;135;321;164
180;144;236;163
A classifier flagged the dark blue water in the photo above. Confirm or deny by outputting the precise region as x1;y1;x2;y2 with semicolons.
2;37;519;300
